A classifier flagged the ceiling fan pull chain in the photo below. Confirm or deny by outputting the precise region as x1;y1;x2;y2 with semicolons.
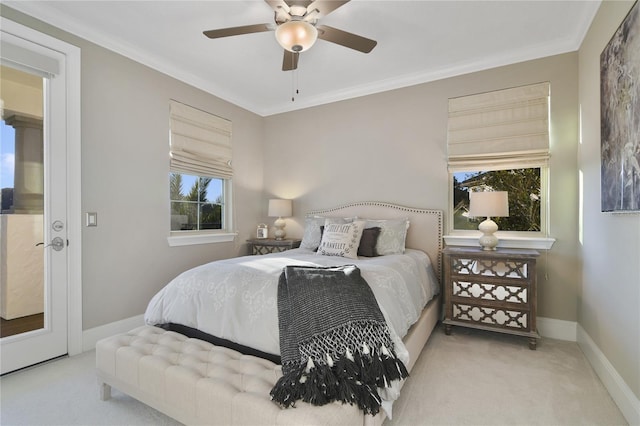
291;60;299;102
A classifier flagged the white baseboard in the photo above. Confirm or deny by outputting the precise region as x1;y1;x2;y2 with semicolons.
577;324;640;426
81;314;145;352
537;316;577;341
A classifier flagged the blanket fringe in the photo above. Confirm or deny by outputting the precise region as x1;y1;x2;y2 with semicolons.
270;345;408;415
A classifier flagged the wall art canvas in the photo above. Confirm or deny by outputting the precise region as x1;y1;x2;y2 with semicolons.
600;0;640;212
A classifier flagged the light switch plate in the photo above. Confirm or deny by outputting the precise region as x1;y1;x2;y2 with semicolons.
86;212;98;227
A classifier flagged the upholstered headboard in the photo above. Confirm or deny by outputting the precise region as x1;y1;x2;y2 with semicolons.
307;201;443;280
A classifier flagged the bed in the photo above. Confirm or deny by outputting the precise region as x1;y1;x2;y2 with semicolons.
97;201;443;426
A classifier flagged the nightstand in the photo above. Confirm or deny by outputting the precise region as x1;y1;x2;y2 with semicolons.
442;246;540;349
246;238;301;255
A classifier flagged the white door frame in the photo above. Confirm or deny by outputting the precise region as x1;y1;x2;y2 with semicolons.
1;17;82;358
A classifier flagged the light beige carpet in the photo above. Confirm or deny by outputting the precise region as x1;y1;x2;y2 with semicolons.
0;324;628;425
387;324;627;425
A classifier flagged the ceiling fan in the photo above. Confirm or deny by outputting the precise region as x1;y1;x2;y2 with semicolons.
203;0;377;71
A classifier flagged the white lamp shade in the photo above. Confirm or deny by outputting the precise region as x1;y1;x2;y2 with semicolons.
275;20;318;52
268;199;292;217
468;191;509;218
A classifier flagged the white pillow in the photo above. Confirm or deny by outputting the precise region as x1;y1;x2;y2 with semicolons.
363;218;410;255
300;216;354;250
316;220;366;259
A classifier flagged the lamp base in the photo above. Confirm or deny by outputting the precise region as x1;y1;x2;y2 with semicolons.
478;218;499;250
274;217;286;240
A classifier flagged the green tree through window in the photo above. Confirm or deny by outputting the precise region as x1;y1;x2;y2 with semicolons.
170;173;223;231
454;168;541;232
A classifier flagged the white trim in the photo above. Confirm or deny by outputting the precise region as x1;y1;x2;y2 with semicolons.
66;41;82;357
444;234;555;250
0;39;59;77
577;324;640;425
537;317;577;341
0;17;83;358
167;231;237;247
82;314;145;352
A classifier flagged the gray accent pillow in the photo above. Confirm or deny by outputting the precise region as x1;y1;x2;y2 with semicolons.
357;227;381;257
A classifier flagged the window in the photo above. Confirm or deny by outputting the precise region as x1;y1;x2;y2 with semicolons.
446;82;553;248
453;167;545;233
168;100;235;245
170;174;224;231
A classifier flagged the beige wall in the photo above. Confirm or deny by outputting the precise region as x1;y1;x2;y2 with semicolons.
578;0;640;400
1;7;266;330
264;53;580;322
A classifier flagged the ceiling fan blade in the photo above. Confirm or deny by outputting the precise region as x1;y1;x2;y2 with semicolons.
316;25;377;53
282;50;299;71
203;23;273;39
307;0;349;19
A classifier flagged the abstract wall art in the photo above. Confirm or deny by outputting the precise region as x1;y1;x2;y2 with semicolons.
600;1;640;212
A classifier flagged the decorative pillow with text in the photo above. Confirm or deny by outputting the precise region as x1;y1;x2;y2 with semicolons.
317;220;366;259
300;216;354;250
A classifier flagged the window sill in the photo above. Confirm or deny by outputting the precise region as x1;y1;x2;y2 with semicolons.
167;232;237;247
443;234;555;250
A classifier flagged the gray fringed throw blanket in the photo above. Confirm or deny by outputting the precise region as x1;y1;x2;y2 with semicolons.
270;265;409;416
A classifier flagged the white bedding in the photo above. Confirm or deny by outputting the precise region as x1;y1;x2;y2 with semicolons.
144;248;440;362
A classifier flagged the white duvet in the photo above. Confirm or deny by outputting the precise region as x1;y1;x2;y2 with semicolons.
144;248;439;363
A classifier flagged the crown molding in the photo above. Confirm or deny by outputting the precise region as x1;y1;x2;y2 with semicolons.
4;1;601;118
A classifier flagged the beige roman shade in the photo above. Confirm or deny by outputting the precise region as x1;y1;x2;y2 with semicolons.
447;82;550;171
169;100;232;179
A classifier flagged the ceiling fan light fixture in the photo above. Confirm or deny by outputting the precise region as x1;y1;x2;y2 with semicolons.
275;20;318;52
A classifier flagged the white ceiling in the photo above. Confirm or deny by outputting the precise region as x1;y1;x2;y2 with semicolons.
5;1;601;116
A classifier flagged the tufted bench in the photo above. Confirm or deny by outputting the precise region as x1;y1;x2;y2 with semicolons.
96;325;369;426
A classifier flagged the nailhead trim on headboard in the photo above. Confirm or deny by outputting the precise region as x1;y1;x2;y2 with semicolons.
307;201;443;280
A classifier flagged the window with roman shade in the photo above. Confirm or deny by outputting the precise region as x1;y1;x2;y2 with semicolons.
446;82;553;248
169;99;232;179
167;100;235;246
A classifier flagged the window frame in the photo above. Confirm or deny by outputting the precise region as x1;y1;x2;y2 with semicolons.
445;162;555;250
167;177;235;247
170;174;225;232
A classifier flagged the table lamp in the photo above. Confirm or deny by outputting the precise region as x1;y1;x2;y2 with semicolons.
268;199;292;240
468;191;509;250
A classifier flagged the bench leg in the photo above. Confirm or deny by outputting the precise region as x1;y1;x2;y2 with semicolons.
99;382;112;401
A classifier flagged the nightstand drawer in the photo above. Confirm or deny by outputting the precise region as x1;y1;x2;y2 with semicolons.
451;280;529;305
451;302;532;333
449;256;534;282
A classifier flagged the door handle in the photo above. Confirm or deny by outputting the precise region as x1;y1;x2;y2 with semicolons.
35;237;65;251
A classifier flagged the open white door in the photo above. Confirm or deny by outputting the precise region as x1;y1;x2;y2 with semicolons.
0;19;81;375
